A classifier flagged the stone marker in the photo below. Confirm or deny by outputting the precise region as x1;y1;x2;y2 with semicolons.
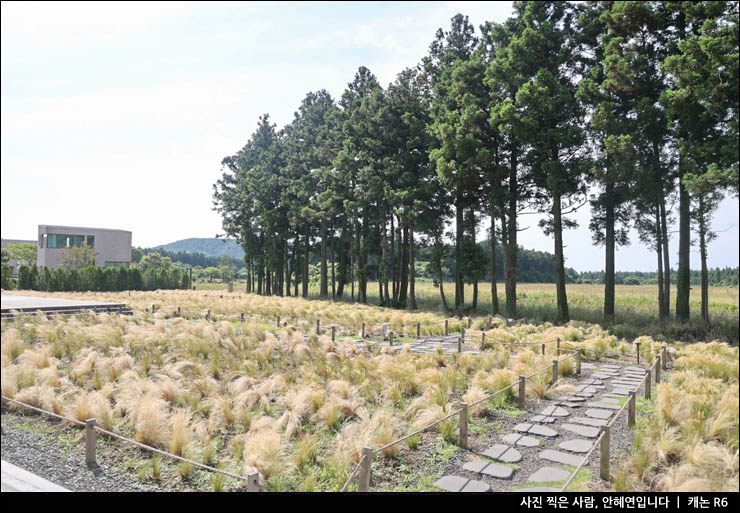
540;406;569;417
482;444;522;463
530;415;556;424
571;416;608;427
560;423;600;438
514;423;558;437
585;408;613;419
539;449;583;466
586;402;621;410
434;475;491;492
463;460;514;479
528;467;571;483
559;439;594;453
502;433;540;447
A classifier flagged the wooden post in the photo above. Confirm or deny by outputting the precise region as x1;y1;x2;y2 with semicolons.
662;345;667;370
247;472;261;492
85;418;97;467
151;304;155;313
557;338;561;356
206;309;210;321
358;447;373;492
481;333;486;350
277;315;280;327
389;332;394;346
316;318;320;334
541;343;545;355
599;425;610;480
635;342;641;365
645;366;652;399
467;317;472;329
655;355;661;383
486;316;491;330
361;322;366;339
576;349;582;375
177;306;181;317
331;326;336;343
459;402;469;449
240;312;245;322
552;359;559;384
518;376;526;409
416;322;421;338
444;319;449;336
457;336;462;353
628;391;636;428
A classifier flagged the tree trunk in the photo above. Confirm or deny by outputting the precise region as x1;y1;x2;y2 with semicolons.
676;176;691;321
505;149;518;318
303;224;310;298
455;189;464;314
698;197;709;323
656;205;667;324
552;192;569;322
604;180;615;323
437;243;449;312
381;215;388;306
408;223;417;310
490;213;500;315
320;218;328;298
470;208;478;313
337;220;347;298
331;218;336;301
399;220;409;307
660;195;671;317
294;233;299;297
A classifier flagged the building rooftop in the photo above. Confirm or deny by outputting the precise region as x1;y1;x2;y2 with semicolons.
38;224;131;233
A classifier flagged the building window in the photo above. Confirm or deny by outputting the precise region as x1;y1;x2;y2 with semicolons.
47;234;85;249
105;261;128;268
86;235;95;248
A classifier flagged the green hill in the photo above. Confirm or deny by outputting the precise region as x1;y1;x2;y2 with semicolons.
153;238;244;259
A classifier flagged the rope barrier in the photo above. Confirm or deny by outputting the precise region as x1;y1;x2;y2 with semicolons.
340;454;367;492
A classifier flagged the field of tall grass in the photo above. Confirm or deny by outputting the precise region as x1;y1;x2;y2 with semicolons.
1;289;737;491
192;281;740;343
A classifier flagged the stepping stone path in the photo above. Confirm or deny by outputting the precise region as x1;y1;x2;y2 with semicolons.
482;444;522;463
539;449;583;466
559;439;594;453
463;460;514;479
502;433;540;447
514;423;558;437
435;357;653;492
539;406;569;417
434;475;491;492
560;423;600;438
585;408;613;419
527;467;571;483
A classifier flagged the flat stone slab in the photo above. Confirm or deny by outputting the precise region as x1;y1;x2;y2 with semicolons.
539;406;569;417
462;460;514;479
581;363;596;369
559;439;594;453
576;385;598;393
598;397;621;404
585;408;613;419
539;449;583;466
583;379;604;385
434;475;491;492
502;433;540;447
530;415;556;424
560;423;600;438
606;390;628;396
599;365;622;370
482;444;522;463
602;393;628;399
514;423;558;437
527;467;571;483
586;402;621;410
575;392;594;398
556;396;585;402
611;388;633;395
592;373;614;379
554;401;581;408
571;416;608;427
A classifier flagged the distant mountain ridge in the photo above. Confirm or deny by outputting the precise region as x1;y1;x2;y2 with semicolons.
153;238;244;259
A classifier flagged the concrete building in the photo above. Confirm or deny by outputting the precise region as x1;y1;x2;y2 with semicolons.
1;238;38;275
36;225;132;270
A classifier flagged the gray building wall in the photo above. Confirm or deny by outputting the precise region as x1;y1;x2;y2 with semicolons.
1;238;38;275
37;225;132;269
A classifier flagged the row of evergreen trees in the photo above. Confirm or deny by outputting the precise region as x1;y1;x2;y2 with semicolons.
214;2;738;324
576;267;740;287
1;264;191;292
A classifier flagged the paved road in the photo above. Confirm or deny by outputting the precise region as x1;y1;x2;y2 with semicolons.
1;460;69;492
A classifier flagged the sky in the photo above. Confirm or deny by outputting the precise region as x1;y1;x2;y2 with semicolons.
2;1;738;272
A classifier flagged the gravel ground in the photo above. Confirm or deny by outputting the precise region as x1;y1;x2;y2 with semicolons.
1;412;152;492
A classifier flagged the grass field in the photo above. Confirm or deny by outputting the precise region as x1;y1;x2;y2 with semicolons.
193;281;739;344
1;290;737;491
